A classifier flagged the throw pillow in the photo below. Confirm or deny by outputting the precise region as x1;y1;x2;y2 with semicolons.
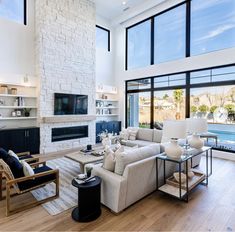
21;160;34;176
4;155;24;179
8;150;19;160
103;146;124;172
119;128;129;140
0;147;9;161
128;128;138;141
103;147;115;172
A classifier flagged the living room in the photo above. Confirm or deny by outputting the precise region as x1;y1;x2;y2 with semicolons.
0;0;235;231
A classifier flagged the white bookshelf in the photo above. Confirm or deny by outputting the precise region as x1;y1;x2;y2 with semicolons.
0;82;38;126
96;84;119;121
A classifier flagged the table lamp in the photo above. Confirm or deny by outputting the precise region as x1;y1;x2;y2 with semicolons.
186;118;208;149
163;120;187;158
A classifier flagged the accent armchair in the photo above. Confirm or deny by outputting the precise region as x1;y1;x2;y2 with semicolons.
0;159;59;216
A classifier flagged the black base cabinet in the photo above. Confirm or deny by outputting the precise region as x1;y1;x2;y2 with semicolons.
0;127;40;154
96;121;121;143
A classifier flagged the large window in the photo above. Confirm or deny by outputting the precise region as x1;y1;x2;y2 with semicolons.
0;0;26;24
154;89;186;123
191;0;235;56
96;25;110;51
126;0;235;70
127;20;151;70
126;65;235;151
154;4;186;64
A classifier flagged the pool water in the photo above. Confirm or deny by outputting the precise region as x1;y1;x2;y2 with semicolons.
209;130;235;144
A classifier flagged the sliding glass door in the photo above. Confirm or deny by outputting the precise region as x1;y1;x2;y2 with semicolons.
154;89;186;124
127;92;151;128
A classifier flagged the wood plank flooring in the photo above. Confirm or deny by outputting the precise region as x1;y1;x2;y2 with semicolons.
0;150;235;231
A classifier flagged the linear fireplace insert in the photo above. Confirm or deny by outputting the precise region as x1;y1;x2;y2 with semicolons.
52;126;88;142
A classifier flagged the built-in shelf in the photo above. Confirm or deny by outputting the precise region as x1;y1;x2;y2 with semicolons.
0;117;37;120
0;94;37;98
96;99;118;102
0;106;37;109
96;114;119;117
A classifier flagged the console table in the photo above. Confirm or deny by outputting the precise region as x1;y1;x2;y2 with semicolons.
156;146;212;202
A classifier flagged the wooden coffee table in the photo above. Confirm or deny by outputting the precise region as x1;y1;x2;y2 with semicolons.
65;148;104;173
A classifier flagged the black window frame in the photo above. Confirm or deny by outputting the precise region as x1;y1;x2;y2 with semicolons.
125;0;188;70
24;0;27;25
96;25;110;52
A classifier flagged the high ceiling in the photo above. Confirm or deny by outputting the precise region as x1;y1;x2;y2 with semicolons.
92;0;148;20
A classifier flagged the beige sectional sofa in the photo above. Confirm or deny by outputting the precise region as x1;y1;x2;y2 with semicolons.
92;144;176;213
121;128;163;148
121;127;201;167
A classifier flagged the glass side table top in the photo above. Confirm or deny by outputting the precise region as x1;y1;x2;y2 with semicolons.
156;146;211;163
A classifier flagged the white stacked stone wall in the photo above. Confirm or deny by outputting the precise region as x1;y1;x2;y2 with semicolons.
35;0;96;154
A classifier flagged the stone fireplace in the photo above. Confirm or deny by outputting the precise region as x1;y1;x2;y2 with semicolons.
35;0;96;153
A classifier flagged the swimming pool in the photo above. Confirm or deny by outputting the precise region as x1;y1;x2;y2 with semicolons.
209;130;235;144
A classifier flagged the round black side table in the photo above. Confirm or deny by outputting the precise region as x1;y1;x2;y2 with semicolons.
72;176;101;222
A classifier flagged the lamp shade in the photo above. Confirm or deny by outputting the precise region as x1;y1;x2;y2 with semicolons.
186;118;208;134
163;120;187;139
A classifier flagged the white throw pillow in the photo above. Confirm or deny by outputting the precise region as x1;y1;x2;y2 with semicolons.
21;160;34;176
103;146;124;172
119;129;129;140
128;128;138;141
8;150;19;160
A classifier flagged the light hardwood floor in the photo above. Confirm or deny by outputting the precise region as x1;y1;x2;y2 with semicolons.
0;150;235;231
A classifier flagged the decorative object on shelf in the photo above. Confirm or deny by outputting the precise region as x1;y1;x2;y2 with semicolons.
98;129;112;147
16;110;22;117
23;108;31;117
11;111;16;117
0;99;4;106
0;85;8;94
163;120;186;158
186;118;208;149
173;172;187;184
10;88;17;95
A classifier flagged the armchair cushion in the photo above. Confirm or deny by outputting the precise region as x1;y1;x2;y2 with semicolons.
5;155;24;179
0;147;8;161
18;165;56;191
8;150;19;160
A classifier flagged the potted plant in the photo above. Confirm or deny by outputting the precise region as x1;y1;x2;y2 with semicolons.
23;108;32;117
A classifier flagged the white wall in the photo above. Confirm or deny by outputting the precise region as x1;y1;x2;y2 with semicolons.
0;0;35;75
96;15;115;86
113;0;235;126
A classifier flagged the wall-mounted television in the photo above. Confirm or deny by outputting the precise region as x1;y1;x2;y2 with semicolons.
54;93;88;115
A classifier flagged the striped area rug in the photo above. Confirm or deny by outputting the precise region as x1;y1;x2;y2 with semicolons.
31;157;80;216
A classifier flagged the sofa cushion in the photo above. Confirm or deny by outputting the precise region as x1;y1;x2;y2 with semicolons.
18;165;56;191
120;128;129;140
0;148;8;161
153;129;162;143
126;140;156;147
137;128;153;141
114;144;160;175
4;155;24;179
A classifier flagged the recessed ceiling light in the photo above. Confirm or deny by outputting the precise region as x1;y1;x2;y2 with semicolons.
122;1;127;5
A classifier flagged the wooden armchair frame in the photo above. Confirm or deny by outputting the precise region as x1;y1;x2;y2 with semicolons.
0;151;39;198
0;159;59;216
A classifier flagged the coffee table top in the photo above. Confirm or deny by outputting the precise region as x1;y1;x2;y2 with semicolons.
65;150;104;165
65;144;135;165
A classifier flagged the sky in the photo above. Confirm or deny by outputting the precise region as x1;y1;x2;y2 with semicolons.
0;0;24;24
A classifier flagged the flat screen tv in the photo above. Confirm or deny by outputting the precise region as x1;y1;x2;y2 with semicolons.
54;93;88;115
